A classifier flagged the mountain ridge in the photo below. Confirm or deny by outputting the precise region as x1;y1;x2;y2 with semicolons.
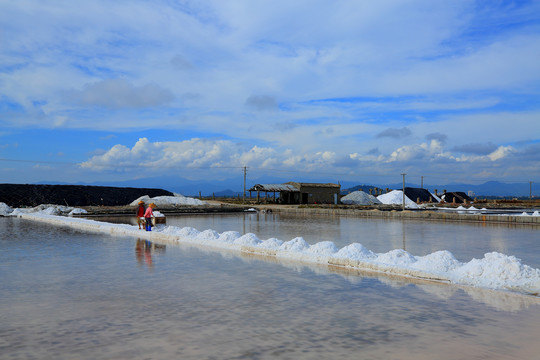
30;178;536;197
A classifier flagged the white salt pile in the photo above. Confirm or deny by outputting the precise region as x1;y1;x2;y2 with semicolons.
377;190;419;208
3;203;87;217
153;210;165;218
0;202;13;216
14;209;540;296
341;191;382;205
130;194;206;206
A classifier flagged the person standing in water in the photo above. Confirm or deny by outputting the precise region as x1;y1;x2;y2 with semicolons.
136;200;146;229
144;203;156;231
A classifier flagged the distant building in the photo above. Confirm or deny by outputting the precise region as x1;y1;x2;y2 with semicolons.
248;182;341;204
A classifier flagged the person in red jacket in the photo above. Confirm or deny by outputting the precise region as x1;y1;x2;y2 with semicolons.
144;203;156;231
136;200;146;229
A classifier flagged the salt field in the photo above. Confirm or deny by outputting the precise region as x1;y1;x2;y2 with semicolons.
1;212;540;359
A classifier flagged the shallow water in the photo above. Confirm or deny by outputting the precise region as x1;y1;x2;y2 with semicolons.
1;215;539;359
101;212;540;267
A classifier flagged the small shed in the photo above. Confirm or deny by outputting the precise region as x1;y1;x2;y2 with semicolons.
288;182;341;204
249;183;299;203
248;182;341;204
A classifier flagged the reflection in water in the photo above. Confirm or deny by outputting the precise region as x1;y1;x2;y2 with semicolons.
3;217;539;359
135;239;165;270
402;220;406;251
225;239;540;313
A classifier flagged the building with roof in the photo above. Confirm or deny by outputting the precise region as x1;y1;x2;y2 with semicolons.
248;182;341;204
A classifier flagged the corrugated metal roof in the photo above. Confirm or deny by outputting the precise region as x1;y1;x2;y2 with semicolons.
287;182;341;188
249;184;299;192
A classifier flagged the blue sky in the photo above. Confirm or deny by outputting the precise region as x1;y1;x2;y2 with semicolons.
1;0;539;189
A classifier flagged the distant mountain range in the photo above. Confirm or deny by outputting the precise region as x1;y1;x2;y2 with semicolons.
34;177;536;198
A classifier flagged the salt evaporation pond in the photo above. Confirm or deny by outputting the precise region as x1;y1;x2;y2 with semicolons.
101;212;540;269
1;214;540;359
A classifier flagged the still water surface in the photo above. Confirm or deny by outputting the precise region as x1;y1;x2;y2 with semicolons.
105;212;540;267
1;214;539;359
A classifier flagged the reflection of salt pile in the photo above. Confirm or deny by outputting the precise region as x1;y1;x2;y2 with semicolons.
377;190;419;208
341;191;382;205
16;211;540;296
130;194;206;206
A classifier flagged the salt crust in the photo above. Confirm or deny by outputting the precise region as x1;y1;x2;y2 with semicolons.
13;208;540;296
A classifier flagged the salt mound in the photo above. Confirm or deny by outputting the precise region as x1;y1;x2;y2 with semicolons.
153;210;165;218
130;194;206;206
377;190;419;208
9;204;85;216
69;208;88;216
341;191;382;205
0;202;14;216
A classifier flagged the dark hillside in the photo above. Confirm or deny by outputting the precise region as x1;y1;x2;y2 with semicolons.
0;184;173;207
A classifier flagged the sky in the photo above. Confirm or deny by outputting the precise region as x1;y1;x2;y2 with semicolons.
1;0;540;190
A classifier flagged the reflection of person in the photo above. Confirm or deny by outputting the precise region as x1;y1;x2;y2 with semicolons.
136;201;146;229
135;239;154;269
144;203;156;231
135;239;145;266
135;239;166;269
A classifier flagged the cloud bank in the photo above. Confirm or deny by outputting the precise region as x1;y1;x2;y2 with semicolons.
0;0;539;184
79;136;537;184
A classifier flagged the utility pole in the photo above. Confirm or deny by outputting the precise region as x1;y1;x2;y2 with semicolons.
401;173;406;210
530;181;533;201
421;176;424;189
243;166;247;203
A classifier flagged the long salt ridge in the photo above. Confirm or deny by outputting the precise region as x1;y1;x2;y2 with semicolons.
18;212;540;296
